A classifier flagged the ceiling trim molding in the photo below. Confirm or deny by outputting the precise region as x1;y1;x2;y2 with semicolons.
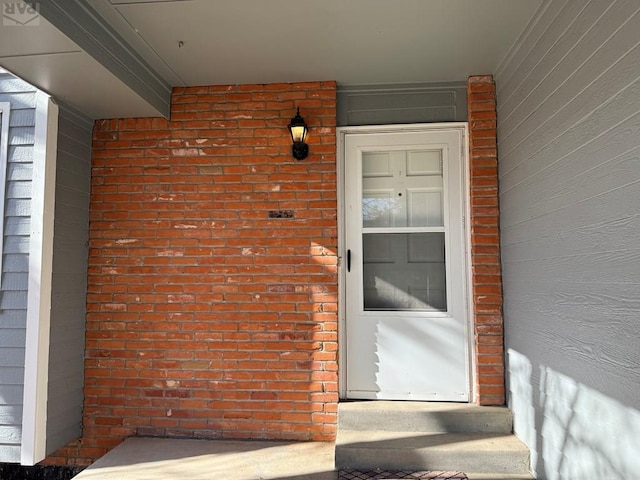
27;0;171;118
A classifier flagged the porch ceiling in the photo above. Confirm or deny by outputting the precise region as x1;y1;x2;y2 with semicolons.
0;0;541;119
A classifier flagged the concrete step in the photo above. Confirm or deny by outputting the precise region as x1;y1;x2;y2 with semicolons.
466;474;534;480
338;401;513;434
335;430;531;474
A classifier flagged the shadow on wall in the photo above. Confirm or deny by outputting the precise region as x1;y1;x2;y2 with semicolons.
508;349;640;479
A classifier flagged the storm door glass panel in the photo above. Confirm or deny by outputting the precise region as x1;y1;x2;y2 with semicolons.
361;149;447;312
363;233;446;311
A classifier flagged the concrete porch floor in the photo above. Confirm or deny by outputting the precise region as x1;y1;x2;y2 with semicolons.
71;437;531;480
73;437;337;480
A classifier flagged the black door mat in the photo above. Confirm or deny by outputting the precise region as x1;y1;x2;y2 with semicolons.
338;470;468;480
0;464;84;480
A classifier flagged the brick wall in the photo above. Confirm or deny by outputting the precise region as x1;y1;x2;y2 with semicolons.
48;82;338;465
45;77;505;466
467;75;505;405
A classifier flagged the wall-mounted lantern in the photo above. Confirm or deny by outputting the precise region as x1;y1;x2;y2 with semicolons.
287;107;309;160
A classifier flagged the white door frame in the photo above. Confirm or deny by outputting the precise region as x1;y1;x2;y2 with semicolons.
337;122;475;400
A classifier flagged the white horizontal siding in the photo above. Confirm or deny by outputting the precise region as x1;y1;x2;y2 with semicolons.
0;71;36;464
45;103;92;456
497;0;640;478
0;72;81;465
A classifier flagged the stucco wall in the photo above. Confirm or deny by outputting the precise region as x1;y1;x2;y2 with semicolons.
496;1;640;478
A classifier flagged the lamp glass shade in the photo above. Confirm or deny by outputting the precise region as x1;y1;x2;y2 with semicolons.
289;124;307;143
288;108;309;160
288;108;308;143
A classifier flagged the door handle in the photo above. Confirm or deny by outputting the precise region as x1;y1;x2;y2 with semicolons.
347;249;351;272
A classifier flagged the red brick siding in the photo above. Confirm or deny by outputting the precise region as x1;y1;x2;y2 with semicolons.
45;77;505;466
467;75;505;405
47;82;338;465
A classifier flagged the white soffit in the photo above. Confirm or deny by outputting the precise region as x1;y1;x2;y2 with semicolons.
0;11;161;118
0;51;162;118
105;0;542;86
0;10;78;57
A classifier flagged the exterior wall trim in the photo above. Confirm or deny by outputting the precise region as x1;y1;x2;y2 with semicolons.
21;93;58;465
0;102;10;277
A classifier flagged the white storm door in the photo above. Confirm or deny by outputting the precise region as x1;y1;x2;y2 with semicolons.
344;126;469;401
